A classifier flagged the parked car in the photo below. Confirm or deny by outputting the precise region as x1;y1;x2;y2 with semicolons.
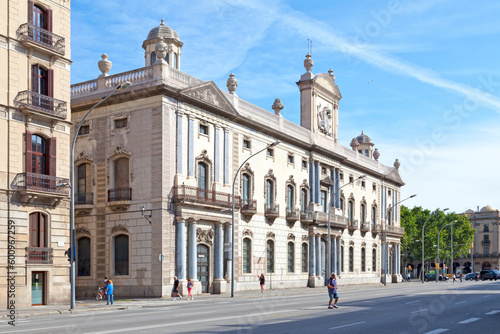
464;272;479;281
480;269;500;280
424;274;449;281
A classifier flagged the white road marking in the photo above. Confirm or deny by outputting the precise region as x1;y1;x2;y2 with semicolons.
486;310;500;315
455;301;466;304
406;301;419;305
424;329;449;334
411;309;429;314
458;317;480;324
329;321;366;330
269;320;292;325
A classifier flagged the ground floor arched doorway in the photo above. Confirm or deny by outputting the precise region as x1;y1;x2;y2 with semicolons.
197;244;210;293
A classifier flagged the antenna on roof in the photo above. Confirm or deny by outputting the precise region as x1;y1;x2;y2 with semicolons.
310;40;313;56
307;38;310;54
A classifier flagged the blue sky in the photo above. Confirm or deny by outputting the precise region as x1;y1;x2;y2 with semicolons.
71;0;500;213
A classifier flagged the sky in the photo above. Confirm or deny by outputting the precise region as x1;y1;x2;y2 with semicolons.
71;0;500;214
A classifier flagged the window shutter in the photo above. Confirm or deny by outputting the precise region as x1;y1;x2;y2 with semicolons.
28;0;34;24
29;214;37;247
47;137;56;177
47;9;53;32
40;214;46;247
26;131;33;173
31;65;39;93
47;68;54;97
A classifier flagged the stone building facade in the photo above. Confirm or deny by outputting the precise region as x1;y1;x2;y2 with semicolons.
461;206;500;273
70;20;405;297
0;0;71;307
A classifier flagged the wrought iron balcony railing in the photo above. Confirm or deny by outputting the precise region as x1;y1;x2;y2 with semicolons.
360;221;370;231
18;23;65;55
76;192;94;205
15;90;67;119
172;185;240;208
108;187;132;202
264;203;279;217
387;225;405;235
482;240;491;245
26;247;53;264
348;219;358;230
300;211;314;222
241;199;257;213
13;172;69;195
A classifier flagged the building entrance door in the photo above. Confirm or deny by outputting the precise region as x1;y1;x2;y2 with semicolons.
197;245;209;293
31;271;45;305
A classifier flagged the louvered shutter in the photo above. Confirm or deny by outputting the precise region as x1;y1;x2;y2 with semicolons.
47;137;56;177
26;131;33;173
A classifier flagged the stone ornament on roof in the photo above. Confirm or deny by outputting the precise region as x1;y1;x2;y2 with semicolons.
350;138;359;150
272;98;284;116
155;38;168;64
373;148;380;161
98;53;112;77
227;73;237;94
394;159;400;170
304;53;314;72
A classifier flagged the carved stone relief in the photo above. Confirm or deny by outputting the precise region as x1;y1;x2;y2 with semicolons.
197;228;214;246
266;231;275;240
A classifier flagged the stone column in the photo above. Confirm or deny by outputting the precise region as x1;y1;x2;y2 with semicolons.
316;234;321;278
335;169;340;208
392;245;397;275
309;234;316;276
309;161;315;203
175;219;186;280
214;125;221;183
187;219;197;280
332;237;337;274
315;162;320;204
176;109;183;174
337;238;342;275
213;222;226;293
224;223;232;280
223;128;230;184
188;115;195;177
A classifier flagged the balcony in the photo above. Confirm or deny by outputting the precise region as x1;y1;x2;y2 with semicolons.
172;185;240;209
482;240;491;246
264;203;280;221
360;221;370;232
386;225;405;236
241;199;257;219
371;223;382;234
76;192;94;205
300;211;314;223
17;23;65;56
12;172;68;205
286;208;300;223
330;214;348;228
348;219;358;231
108;187;132;202
15;90;67;119
26;247;53;264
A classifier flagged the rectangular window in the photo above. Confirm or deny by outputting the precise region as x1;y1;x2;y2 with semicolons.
388;190;392;196
484;224;489;232
373;184;376;191
78;125;89;136
302;160;308;169
349;176;354;183
199;124;208;135
339;173;344;181
321;167;326;174
288;155;294;164
361;181;366;188
484;247;489;256
243;139;251;149
114;118;127;129
267;148;274;157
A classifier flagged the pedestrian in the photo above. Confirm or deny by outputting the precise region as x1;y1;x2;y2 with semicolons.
106;279;114;305
258;274;265;293
172;276;182;301
100;276;109;289
327;273;339;309
453;273;456;282
187;278;194;301
459;273;462;282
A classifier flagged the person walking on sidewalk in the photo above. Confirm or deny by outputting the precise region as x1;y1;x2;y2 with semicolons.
173;276;182;301
258;274;265;293
187;278;194;301
327;273;339;309
106;279;114;305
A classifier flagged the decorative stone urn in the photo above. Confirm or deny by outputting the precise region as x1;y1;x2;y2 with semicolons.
272;98;284;116
155;38;168;64
304;53;314;72
350;138;359;151
394;159;400;169
98;53;112;77
328;68;335;80
373;148;380;161
227;73;237;94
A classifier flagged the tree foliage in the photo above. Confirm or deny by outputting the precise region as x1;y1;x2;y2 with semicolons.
401;206;475;269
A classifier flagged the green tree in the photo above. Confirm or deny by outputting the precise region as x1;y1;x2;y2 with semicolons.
401;206;475;276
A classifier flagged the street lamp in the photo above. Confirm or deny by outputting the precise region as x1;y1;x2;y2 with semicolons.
69;82;131;309
384;194;416;286
421;208;449;284
436;221;455;283
326;174;366;279
231;140;280;297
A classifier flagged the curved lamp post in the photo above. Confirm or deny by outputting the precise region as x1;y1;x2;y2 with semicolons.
326;174;366;278
436;221;455;283
231;140;280;297
69;82;131;309
421;208;449;284
384;194;416;286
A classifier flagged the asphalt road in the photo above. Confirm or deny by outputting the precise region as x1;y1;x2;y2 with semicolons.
1;280;499;334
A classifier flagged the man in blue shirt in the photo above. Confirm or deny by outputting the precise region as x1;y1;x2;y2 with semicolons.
106;279;114;305
327;273;339;309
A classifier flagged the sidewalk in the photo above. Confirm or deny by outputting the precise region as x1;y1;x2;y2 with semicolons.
1;281;414;319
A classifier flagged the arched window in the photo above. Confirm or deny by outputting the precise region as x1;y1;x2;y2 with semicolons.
360;203;366;224
29;212;47;247
242;173;250;204
114;234;129;275
348;201;354;222
110;157;130;201
150;52;156;65
165;52;170;64
372;248;377;271
301;243;308;272
77;237;91;276
287;185;294;211
198;162;208;198
31;134;47;174
349;246;354;272
288;242;294;273
242;238;251;273
371;206;376;224
301;188;307;213
173;52;178;69
265;179;274;207
266;240;274;273
76;163;92;204
361;248;366;272
364;149;369;157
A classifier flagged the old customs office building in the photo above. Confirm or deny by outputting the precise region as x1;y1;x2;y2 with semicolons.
70;19;405;298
